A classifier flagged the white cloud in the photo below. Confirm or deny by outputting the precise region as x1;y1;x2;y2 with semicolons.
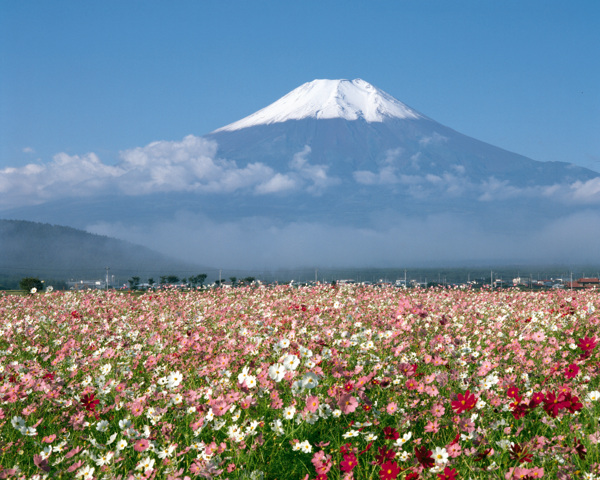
0;135;338;209
255;173;297;194
289;145;340;193
419;132;448;146
22;147;35;154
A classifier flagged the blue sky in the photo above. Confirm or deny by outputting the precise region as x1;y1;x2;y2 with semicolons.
1;0;599;171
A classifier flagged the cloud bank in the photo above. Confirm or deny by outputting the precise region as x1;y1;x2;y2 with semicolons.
87;209;600;269
2;137;600;211
0;136;339;208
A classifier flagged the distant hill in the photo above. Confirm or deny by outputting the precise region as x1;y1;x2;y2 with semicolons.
0;219;208;289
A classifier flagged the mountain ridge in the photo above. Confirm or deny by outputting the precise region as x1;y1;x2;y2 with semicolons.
0;219;206;287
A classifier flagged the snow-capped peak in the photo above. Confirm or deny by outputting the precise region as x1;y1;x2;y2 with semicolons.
213;79;422;132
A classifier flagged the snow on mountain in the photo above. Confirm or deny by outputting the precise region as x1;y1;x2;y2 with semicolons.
214;79;422;132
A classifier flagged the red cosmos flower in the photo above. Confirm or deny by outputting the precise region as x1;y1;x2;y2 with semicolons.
564;363;580;379
509;443;533;463
344;381;354;392
340;453;358;472
414;445;434;469
530;392;545;406
81;393;99;412
574;438;587;460
375;446;396;465
383;426;400;440
473;448;493;462
379;460;401;480
451;390;478;414
437;466;458;480
506;386;519;398
542;391;570;417
340;443;353;455
562;392;583;413
406;473;420;480
577;335;598;352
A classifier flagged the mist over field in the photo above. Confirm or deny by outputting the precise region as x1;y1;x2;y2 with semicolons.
86;208;600;270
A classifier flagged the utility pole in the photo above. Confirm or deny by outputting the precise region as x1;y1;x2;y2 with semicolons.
490;270;493;290
105;267;110;291
570;272;573;292
315;268;318;284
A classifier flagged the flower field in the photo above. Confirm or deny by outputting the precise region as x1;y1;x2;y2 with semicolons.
1;285;599;480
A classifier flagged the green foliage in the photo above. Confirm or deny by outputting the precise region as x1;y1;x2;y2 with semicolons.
189;274;207;287
18;277;44;293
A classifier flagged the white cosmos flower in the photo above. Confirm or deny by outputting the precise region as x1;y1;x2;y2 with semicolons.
118;419;132;430
586;391;600;402
76;465;95;480
40;445;52;460
157;444;177;459
299;440;312;453
395;431;412;447
244;375;257;388
271;419;284;436
269;363;285;382
238;366;251;384
342;430;360;438
283;406;296;420
116;439;127;451
100;364;112;375
301;372;319;389
277;339;290;349
399;451;411;461
432;447;449;464
11;416;26;429
96;420;109;432
166;371;183;389
136;457;155;471
305;411;319;424
283;354;300;371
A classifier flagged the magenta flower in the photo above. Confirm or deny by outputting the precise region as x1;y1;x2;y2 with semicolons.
564;363;579;379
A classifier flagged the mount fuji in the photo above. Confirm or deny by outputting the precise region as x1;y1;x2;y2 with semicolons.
3;79;600;267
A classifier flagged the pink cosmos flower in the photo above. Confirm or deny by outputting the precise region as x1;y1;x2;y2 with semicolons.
305;395;320;413
431;403;445;417
134;439;149;452
338;394;358;414
424;420;440;433
386;402;398;415
447;443;461;458
211;399;230;416
531;331;546;342
130;401;144;417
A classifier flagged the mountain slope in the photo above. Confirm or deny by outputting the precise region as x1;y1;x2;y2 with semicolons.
0;219;204;286
208;79;598;189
